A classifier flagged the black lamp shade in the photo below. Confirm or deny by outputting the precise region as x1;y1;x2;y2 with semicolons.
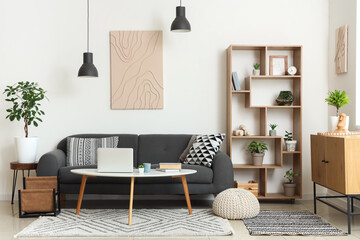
171;6;191;32
78;52;98;77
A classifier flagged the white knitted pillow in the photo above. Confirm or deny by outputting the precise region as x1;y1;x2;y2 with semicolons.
213;188;260;219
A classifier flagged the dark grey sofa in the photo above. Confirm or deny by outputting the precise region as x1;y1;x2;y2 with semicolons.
37;134;234;195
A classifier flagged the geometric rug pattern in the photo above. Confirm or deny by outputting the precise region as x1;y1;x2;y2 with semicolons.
15;209;234;237
243;210;345;236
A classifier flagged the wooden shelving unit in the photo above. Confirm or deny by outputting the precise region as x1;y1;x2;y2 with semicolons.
227;45;302;200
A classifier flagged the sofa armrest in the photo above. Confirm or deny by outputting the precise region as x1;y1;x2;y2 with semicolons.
37;150;66;176
211;151;234;192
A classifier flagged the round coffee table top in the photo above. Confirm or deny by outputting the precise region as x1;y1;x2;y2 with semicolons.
71;168;197;178
10;161;38;170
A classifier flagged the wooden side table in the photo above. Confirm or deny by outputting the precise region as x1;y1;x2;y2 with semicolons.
10;162;37;204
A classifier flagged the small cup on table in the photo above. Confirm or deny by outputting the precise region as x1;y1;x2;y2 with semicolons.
144;163;151;173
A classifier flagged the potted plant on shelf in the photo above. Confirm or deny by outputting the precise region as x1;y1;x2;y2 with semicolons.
269;123;277;136
138;165;144;174
284;131;296;151
283;168;299;196
4;81;47;163
247;141;268;166
253;63;260;76
276;91;294;106
325;90;350;132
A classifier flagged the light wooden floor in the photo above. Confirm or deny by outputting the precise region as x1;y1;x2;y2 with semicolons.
4;199;360;240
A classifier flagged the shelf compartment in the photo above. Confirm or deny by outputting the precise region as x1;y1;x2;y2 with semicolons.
250;106;301;109
233;164;282;169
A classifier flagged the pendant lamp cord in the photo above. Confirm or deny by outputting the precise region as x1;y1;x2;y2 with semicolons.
87;0;89;52
180;0;182;6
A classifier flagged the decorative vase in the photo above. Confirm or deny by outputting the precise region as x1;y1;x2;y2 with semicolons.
253;69;260;76
252;153;264;166
15;137;38;163
329;116;349;132
286;140;297;151
138;168;144;174
283;183;296;196
276;91;294;106
269;130;276;136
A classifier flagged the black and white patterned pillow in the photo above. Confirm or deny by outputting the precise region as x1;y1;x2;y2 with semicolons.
67;137;119;166
184;134;225;168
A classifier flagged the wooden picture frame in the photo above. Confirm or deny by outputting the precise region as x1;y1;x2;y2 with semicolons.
269;56;288;75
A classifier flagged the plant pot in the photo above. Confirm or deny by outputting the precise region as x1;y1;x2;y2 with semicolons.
276;91;294;106
252;153;264;166
329;116;349;132
283;183;296;196
15;137;38;163
138;168;144;174
253;69;260;76
286;140;297;151
269;130;276;136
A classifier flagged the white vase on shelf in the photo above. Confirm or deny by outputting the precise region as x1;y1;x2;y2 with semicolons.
329;116;349;132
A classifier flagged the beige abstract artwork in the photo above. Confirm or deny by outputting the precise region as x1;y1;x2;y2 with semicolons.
335;24;348;74
110;31;163;109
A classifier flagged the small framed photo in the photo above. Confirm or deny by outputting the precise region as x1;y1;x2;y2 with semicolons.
270;56;288;75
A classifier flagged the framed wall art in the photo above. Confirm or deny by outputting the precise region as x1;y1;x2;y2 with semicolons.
335;24;348;74
110;31;163;109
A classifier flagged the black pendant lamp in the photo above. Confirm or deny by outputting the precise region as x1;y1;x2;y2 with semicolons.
78;0;98;77
171;0;191;32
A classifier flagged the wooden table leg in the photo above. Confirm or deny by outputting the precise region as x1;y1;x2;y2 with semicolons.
128;177;135;225
181;175;192;214
76;175;88;215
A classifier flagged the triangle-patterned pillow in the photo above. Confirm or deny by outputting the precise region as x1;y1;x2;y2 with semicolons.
184;134;225;168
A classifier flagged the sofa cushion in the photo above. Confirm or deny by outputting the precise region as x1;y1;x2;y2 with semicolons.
184;134;225;167
66;137;119;166
138;134;192;164
59;164;213;185
57;134;139;167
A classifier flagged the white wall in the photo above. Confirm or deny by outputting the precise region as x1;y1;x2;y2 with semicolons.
328;0;357;129
0;0;329;200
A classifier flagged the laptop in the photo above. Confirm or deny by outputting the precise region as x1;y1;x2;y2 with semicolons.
97;148;134;173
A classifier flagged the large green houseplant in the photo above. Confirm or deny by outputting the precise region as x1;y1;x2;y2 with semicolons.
4;81;47;163
325;90;350;132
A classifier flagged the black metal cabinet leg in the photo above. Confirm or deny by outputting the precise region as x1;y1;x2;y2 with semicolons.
351;197;354;212
347;195;351;234
313;182;317;214
11;170;18;204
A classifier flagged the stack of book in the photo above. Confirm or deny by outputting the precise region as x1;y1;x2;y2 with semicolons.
158;163;181;173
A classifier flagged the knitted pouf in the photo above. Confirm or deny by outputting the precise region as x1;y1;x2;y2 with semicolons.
212;188;260;219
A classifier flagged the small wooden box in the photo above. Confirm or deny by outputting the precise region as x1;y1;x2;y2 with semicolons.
234;181;259;197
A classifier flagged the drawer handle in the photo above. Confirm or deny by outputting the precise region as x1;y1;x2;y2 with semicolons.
321;160;329;163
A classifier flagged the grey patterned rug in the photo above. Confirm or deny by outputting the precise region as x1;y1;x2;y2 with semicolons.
15;209;233;238
243;210;345;236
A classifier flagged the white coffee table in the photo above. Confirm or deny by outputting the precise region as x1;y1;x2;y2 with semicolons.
70;168;197;225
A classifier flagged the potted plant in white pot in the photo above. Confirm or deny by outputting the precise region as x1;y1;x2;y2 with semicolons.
325;90;350;132
253;63;260;76
283;168;299;196
138;165;144;174
284;131;296;151
269;123;277;136
4;81;47;163
247;141;268;166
